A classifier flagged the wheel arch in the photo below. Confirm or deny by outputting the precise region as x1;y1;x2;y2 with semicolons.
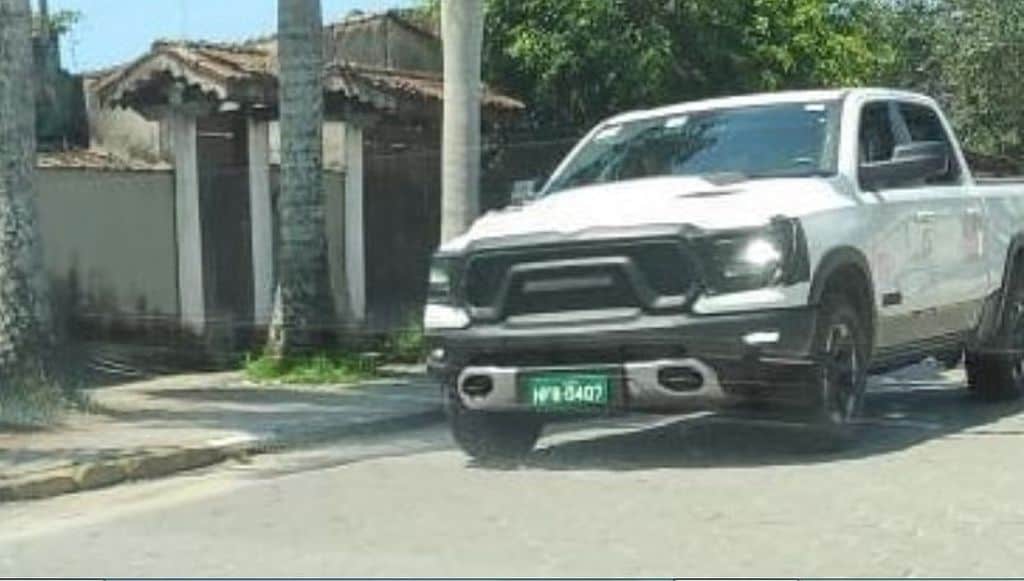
997;233;1024;296
809;246;877;354
977;232;1024;344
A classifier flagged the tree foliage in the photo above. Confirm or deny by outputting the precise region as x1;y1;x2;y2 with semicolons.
877;0;1024;165
418;0;1024;164
33;9;82;35
475;0;888;128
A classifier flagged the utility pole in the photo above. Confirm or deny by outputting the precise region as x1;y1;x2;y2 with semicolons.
440;0;484;242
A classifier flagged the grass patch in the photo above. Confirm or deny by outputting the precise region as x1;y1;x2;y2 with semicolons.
382;323;425;364
244;352;380;385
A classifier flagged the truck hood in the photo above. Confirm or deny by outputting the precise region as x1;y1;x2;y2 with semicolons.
440;175;848;253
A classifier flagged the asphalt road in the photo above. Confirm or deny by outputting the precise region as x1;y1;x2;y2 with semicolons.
4;364;1024;577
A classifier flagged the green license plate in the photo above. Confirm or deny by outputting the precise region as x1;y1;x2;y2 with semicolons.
522;371;612;410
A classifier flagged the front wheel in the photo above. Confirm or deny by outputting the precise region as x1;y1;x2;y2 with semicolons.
808;292;869;444
445;385;543;461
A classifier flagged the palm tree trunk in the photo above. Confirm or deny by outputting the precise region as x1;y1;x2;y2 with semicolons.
441;0;484;243
268;0;334;356
0;0;56;389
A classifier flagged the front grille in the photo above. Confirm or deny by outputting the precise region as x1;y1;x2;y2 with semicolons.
504;264;638;317
463;238;699;319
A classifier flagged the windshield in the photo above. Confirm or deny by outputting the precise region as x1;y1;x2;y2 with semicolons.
546;101;841;194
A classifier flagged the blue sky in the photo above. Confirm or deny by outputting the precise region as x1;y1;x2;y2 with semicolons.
47;0;416;73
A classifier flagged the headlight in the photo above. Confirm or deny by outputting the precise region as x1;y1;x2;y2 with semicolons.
703;218;808;293
424;303;470;330
424;256;469;330
427;256;459;304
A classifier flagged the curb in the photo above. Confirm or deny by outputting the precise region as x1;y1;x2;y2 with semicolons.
0;407;443;503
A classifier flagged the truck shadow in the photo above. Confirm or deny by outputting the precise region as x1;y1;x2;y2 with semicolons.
514;368;1024;471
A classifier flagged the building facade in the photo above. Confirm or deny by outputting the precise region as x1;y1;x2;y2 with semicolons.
70;11;522;351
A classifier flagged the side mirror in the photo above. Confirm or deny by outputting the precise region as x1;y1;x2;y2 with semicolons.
860;141;950;190
509;178;542;205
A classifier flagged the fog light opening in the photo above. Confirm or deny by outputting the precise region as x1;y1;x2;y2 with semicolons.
461;374;494;397
658;366;704;392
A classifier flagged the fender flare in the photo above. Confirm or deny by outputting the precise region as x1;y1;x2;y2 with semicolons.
996;232;1024;295
808;246;877;348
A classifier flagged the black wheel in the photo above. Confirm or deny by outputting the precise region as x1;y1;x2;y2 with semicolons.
809;292;869;443
445;384;543;461
967;268;1024;400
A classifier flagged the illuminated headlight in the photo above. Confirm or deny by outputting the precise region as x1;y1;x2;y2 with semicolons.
704;218;808;293
721;237;784;281
741;238;783;268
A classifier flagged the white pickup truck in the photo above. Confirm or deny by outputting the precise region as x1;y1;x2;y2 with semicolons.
424;88;1024;459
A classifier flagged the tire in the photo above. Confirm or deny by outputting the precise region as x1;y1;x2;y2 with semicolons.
808;291;870;444
967;266;1024;401
445;384;543;461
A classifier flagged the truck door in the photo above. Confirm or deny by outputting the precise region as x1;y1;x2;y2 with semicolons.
857;100;944;347
891;101;988;335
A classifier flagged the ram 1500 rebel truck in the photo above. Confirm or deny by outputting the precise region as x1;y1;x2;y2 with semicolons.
424;88;1024;459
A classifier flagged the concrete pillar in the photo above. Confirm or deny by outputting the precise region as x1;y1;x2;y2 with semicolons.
247;118;274;326
170;112;205;332
343;123;366;322
440;0;484;242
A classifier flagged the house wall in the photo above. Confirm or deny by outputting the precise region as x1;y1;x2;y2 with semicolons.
325;17;442;73
36;168;179;332
84;78;167;161
324;170;348;322
363;122;441;331
87;104;166;161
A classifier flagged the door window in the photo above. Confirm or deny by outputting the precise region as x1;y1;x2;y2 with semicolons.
895;102;963;184
858;102;895;164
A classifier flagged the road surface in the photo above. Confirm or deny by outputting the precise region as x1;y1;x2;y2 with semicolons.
3;365;1024;577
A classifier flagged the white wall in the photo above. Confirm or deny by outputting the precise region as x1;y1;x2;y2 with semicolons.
37;168;179;321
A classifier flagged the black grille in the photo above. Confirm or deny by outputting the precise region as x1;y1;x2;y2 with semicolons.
504;265;639;317
463;239;699;319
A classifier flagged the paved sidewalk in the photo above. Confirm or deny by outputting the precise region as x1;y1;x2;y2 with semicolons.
0;370;442;502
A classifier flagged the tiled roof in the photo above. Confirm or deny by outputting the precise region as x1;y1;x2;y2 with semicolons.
37;149;171;172
92;40;277;104
325;63;524;112
93;20;523;115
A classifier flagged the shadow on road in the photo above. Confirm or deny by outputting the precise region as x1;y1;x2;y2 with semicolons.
498;370;1024;471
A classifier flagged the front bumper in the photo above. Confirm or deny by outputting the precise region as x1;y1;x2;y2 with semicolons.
428;307;821;412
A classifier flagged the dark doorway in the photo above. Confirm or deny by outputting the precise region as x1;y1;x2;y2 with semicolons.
197;113;255;343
